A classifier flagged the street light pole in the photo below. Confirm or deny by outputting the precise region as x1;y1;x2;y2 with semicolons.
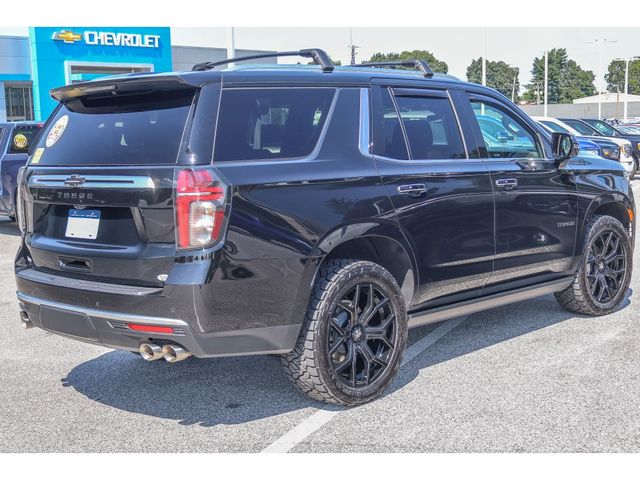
544;49;548;117
227;27;236;68
624;58;630;122
587;38;618;119
481;28;487;86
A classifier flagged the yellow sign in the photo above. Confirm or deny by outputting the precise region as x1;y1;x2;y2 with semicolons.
52;30;82;44
13;133;28;149
31;148;44;164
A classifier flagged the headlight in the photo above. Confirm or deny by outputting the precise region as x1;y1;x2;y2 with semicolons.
601;146;620;160
623;144;632;156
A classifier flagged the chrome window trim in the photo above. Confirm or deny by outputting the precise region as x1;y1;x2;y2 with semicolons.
359;87;371;156
28;175;155;189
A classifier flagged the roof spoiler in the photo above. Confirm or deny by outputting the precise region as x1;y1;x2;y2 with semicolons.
348;60;434;78
50;75;197;102
192;48;335;73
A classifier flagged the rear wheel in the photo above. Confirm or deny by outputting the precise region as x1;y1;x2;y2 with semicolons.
282;259;408;406
555;215;632;315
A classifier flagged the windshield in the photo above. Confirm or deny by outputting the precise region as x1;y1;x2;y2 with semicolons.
32;89;195;166
586;119;617;136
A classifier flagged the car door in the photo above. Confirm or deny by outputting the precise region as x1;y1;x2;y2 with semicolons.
370;83;495;310
463;92;578;290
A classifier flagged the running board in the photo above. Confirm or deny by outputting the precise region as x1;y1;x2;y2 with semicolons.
407;277;573;329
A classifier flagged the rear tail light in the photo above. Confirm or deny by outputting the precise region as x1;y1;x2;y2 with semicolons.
175;168;227;250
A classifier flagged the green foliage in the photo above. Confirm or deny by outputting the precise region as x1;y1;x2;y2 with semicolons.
365;50;448;74
522;48;596;103
606;59;640;95
466;58;520;101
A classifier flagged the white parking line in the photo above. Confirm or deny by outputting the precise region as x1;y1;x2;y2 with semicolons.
261;316;466;453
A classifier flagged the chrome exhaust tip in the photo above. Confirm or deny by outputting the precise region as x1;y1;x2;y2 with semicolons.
139;343;163;361
20;311;34;330
162;344;191;363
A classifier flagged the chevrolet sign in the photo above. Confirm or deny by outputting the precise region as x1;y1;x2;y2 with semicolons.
52;30;161;48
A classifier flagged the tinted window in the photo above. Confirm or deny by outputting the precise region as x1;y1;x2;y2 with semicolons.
393;95;465;160
9;124;41;154
563;119;596;135
33;89;195;166
540;120;570;134
214;88;335;161
471;101;540;158
371;87;409;160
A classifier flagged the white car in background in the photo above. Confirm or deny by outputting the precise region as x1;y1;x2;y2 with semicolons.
533;116;635;175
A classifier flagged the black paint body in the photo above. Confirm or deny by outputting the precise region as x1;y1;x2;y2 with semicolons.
14;67;635;357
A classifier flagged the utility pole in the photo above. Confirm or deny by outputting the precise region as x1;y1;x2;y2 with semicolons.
227;27;236;68
348;27;359;66
544;49;548;117
511;72;517;103
587;38;618;119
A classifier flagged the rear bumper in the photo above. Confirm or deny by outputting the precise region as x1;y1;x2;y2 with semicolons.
16;290;302;359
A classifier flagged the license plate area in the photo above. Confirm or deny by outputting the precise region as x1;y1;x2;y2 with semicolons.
65;209;101;239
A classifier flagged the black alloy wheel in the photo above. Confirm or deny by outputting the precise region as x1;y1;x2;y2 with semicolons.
586;230;627;306
326;282;397;389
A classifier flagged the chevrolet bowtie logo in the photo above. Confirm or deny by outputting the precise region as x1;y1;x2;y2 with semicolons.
64;175;87;187
52;30;82;44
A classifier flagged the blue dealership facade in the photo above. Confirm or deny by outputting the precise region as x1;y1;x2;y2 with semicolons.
0;27;274;122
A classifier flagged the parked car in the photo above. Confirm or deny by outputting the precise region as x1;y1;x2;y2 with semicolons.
535;121;602;157
534;116;635;177
15;50;635;405
0;122;42;220
579;118;640;174
535;117;621;160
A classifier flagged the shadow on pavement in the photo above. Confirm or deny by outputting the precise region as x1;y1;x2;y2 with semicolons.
62;351;320;427
0;217;20;237
62;289;633;426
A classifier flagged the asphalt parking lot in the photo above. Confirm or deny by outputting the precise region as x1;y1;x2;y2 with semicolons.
2;182;640;453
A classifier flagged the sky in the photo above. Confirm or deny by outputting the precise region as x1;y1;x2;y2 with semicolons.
2;27;639;93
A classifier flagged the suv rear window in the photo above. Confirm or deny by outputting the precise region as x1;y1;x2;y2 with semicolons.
9;124;42;154
213;88;335;161
32;89;195;166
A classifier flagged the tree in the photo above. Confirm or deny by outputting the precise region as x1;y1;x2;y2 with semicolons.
467;58;520;101
606;59;640;95
365;50;448;74
522;48;596;104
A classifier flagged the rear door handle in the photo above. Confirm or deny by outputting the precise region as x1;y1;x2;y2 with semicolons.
397;184;427;196
495;178;518;189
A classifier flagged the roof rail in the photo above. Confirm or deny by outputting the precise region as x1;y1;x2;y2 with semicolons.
349;59;434;78
192;48;335;72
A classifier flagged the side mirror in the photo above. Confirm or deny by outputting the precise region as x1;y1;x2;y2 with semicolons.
551;132;579;163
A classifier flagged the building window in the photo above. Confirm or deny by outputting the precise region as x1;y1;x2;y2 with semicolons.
4;83;34;121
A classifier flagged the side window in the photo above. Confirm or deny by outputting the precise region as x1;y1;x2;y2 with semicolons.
394;95;466;160
371;87;409;160
213;88;335;161
9;126;40;154
471;100;541;159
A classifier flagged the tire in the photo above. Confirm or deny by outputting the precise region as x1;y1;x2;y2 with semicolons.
555;215;632;316
282;259;408;406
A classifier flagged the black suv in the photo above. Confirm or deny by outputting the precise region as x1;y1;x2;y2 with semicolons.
15;49;635;405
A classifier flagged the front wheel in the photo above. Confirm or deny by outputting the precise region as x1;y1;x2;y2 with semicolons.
555;215;632;315
282;259;408;406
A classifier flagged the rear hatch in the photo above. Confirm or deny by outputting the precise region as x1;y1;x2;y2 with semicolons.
20;80;199;287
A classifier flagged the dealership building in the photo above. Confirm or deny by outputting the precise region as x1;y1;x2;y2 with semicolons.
0;27;275;122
